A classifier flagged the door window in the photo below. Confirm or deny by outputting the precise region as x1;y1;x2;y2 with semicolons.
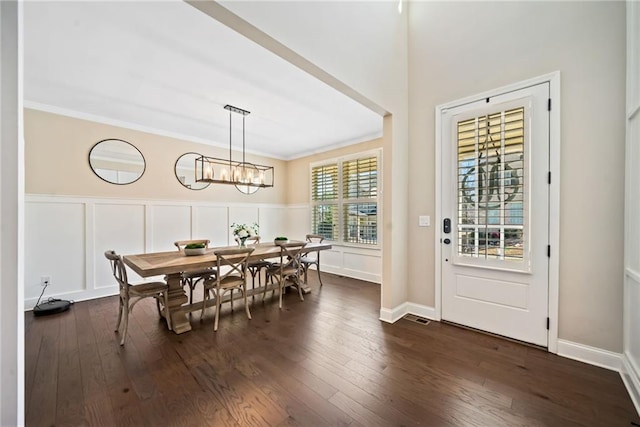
456;106;527;264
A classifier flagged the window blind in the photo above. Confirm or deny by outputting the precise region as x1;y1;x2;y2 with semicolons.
311;153;379;246
312;204;338;240
457;106;525;260
311;164;338;201
343;157;377;199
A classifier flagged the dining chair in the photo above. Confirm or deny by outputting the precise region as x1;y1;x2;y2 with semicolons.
235;235;271;300
174;239;215;303
201;247;254;332
301;234;325;287
104;250;171;346
265;241;307;309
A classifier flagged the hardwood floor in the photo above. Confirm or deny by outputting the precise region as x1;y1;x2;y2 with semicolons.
26;273;639;426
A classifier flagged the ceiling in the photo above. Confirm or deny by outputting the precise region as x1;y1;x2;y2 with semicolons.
23;1;382;160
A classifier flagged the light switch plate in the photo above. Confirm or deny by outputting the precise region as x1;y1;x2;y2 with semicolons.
419;215;430;227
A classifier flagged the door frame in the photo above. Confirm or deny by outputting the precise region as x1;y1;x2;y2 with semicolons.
435;72;561;353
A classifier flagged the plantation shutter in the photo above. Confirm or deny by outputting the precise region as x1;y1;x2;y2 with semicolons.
457;106;526;260
342;156;378;244
311;164;338;201
311;163;338;240
342;157;377;199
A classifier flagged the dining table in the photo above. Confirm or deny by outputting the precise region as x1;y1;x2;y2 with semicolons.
123;241;332;334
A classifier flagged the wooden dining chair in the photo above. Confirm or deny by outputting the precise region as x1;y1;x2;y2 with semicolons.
201;247;254;332
301;234;325;287
104;250;171;346
265;242;307;309
235;235;271;300
174;239;215;303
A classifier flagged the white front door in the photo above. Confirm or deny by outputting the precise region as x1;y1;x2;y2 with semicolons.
440;83;550;347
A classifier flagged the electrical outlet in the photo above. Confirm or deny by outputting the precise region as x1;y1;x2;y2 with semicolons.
40;276;50;287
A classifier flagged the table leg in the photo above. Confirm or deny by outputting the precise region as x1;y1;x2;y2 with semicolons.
165;273;191;334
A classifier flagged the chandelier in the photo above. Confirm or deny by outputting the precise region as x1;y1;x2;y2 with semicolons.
195;104;274;194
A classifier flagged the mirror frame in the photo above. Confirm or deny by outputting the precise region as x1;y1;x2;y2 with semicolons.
174;152;211;191
88;138;146;185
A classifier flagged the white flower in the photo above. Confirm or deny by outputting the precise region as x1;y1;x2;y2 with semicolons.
231;222;259;238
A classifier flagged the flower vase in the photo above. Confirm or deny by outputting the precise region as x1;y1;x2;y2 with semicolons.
239;237;247;247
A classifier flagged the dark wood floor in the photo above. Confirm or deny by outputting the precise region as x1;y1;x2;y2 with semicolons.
26;273;639;426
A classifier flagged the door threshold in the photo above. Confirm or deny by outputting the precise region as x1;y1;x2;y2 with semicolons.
441;320;548;351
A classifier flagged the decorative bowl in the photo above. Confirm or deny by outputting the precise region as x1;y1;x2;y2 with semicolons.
274;237;289;245
184;247;206;256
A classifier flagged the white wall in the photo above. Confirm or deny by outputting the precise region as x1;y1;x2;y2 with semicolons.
25;195;364;307
0;1;24;425
408;1;626;353
623;0;640;413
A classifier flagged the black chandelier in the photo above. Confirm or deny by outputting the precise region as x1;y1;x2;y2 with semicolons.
195;104;274;194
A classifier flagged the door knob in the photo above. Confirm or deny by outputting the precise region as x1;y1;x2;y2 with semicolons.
443;238;451;244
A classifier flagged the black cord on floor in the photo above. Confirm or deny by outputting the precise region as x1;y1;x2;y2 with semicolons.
33;283;48;309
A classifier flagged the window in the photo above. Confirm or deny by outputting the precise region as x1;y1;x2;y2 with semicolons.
457;106;525;260
311;152;380;246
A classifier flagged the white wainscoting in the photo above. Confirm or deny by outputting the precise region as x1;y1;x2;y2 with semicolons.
624;269;640;413
321;244;381;284
24;195;381;308
625;2;640;415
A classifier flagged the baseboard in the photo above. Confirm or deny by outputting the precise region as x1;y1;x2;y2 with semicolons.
557;339;622;372
379;302;408;323
379;302;436;324
621;353;640;415
24;286;118;311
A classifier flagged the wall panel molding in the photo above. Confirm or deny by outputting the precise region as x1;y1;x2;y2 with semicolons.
24;194;381;308
621;351;640;415
625;0;640;415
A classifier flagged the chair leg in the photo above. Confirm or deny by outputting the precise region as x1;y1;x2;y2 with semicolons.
316;263;324;286
278;278;284;309
214;289;222;332
251;269;257;302
296;277;304;302
262;275;268;302
115;296;124;332
120;303;130;346
230;289;234;311
243;287;252;320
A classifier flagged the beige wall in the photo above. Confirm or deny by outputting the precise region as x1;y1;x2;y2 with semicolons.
408;1;626;352
287;137;383;205
25;109;288;204
221;1;410;309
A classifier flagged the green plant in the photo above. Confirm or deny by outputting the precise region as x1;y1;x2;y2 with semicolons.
185;243;206;249
274;236;288;241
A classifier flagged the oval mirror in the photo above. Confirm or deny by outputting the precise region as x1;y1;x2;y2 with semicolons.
89;139;145;185
175;152;210;190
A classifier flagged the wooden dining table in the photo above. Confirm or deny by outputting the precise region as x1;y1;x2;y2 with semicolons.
123;241;331;334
